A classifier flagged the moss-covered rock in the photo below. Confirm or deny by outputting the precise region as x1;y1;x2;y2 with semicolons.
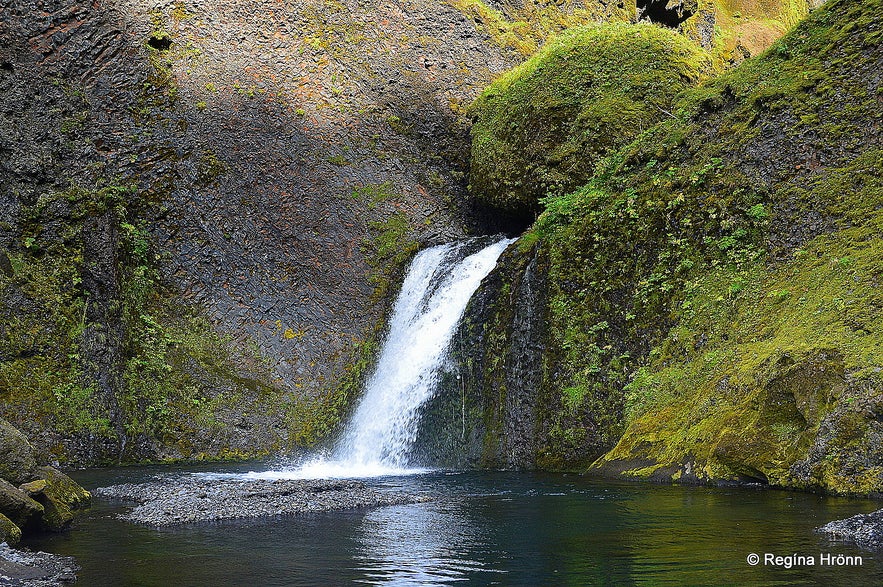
0;512;22;546
0;419;37;485
0;420;90;535
468;0;881;493
469;23;710;220
0;479;43;530
584;0;883;494
30;466;91;532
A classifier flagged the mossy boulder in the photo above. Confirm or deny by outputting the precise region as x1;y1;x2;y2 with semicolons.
31;466;91;532
0;478;43;529
0;419;37;485
0;420;91;534
0;512;22;546
469;23;710;219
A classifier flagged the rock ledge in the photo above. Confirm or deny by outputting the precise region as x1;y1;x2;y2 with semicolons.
817;509;883;550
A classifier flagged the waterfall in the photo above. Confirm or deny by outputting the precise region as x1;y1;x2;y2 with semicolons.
251;237;513;479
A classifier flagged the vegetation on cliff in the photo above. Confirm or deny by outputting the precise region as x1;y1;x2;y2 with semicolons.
469;23;711;220
0;0;855;475
468;0;882;493
450;0;809;63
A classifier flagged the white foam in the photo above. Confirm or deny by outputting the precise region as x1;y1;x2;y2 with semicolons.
232;238;513;481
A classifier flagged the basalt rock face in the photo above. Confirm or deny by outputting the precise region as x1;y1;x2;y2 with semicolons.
0;0;820;466
0;0;523;464
415;242;550;469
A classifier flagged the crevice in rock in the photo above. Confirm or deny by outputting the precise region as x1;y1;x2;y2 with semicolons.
637;0;694;27
146;35;172;51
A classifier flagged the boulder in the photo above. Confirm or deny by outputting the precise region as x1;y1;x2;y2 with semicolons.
18;479;47;496
0;512;22;547
31;467;91;532
0;478;43;529
0;418;37;485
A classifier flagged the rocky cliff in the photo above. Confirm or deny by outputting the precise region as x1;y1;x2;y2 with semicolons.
457;0;882;495
2;0;514;464
1;0;815;467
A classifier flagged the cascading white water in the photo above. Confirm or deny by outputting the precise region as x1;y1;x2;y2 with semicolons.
247;237;513;480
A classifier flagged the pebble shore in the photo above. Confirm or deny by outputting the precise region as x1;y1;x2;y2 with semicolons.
0;544;78;586
96;478;427;525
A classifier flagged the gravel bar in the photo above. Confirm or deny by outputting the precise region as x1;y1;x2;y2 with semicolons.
95;478;428;526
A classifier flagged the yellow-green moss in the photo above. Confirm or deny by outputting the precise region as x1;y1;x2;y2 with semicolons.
448;0;633;56
469;23;711;217
511;0;882;492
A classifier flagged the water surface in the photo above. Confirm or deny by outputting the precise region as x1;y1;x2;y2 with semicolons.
23;466;882;586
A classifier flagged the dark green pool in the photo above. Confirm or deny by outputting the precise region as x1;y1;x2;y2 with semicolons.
21;465;883;586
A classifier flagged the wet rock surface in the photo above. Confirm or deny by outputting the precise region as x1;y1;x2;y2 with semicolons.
0;0;514;465
96;478;427;525
0;544;78;587
817;509;883;551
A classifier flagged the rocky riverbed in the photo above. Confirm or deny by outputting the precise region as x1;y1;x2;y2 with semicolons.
96;477;428;525
817;509;883;550
0;544;78;586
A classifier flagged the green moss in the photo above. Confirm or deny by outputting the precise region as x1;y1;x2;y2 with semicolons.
0;185;134;439
363;212;419;303
0;513;22;546
351;182;396;208
32;465;91;531
0;182;287;463
287;337;379;446
600;155;883;491
195;150;228;185
469;23;711;217
117;217;285;455
513;0;883;493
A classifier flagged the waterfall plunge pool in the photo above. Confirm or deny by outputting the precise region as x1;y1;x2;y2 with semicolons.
23;464;883;586
22;239;880;585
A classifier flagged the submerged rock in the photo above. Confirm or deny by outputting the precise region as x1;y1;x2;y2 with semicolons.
0;544;79;586
96;478;428;526
817;509;883;551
